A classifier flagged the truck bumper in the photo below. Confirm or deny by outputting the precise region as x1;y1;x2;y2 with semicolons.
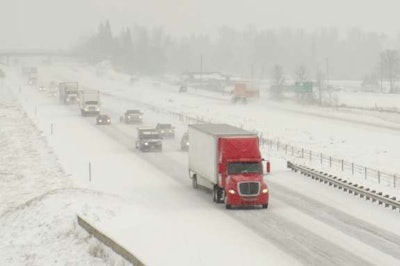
126;119;142;124
141;144;162;152
226;192;269;207
82;110;100;116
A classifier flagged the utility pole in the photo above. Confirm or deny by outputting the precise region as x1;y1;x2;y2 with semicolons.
326;57;329;89
380;57;383;92
326;57;331;106
200;54;203;90
251;63;255;89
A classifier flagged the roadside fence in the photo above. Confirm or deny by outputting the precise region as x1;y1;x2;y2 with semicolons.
117;94;400;189
262;139;399;189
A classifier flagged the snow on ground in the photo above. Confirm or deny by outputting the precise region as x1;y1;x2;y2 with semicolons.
39;62;400;195
2;66;301;265
3;60;400;265
335;91;400;111
0;74;130;265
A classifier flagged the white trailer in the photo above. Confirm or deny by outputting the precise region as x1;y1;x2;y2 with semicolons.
188;124;257;189
59;82;79;104
78;89;100;116
188;123;269;209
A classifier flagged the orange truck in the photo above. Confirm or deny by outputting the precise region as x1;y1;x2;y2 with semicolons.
231;83;260;103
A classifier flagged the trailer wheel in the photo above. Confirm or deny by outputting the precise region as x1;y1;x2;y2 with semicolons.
262;204;268;209
192;175;198;189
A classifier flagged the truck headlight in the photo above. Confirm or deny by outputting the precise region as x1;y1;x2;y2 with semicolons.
144;142;148;145
107;119;110;122
98;120;102;122
262;188;269;194
228;189;236;194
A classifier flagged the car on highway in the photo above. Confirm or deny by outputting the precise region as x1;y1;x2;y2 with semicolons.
180;132;189;151
96;114;111;125
120;109;143;124
136;128;162;152
156;123;175;138
38;85;47;92
28;77;37;86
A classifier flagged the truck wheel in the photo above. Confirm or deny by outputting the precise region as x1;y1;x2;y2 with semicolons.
262;204;268;209
225;204;232;210
213;186;223;203
212;186;218;202
192;175;198;189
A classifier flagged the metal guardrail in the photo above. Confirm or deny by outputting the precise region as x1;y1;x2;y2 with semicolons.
264;139;399;188
102;90;400;188
77;215;145;266
287;161;400;212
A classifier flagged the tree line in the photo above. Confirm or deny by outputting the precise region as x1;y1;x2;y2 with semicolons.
75;21;400;93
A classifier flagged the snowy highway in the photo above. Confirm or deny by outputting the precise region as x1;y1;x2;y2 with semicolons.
1;62;400;265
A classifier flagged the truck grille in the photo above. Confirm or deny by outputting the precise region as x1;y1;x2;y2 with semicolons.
238;182;260;196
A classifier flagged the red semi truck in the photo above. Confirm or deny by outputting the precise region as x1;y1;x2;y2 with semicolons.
188;123;270;209
231;83;260;103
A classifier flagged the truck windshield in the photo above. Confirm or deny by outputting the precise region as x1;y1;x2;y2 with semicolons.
141;132;159;139
127;110;140;114
227;162;261;174
157;124;171;129
85;101;98;105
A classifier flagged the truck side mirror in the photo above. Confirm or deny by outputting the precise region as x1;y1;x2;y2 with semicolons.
266;161;271;174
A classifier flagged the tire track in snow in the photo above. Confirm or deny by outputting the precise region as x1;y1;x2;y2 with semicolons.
86;106;374;265
270;181;400;260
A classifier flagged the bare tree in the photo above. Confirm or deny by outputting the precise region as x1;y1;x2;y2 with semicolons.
380;49;400;93
270;64;285;99
294;64;308;81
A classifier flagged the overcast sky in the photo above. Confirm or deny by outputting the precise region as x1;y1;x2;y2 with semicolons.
1;0;400;49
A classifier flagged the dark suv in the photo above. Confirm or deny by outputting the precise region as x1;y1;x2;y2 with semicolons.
156;123;175;138
120;109;143;124
135;128;162;152
96;114;111;125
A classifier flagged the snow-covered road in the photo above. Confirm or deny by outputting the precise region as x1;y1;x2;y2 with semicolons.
2;61;400;265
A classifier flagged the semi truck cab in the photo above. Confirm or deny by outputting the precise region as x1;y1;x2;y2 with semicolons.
188;124;270;209
216;137;269;209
